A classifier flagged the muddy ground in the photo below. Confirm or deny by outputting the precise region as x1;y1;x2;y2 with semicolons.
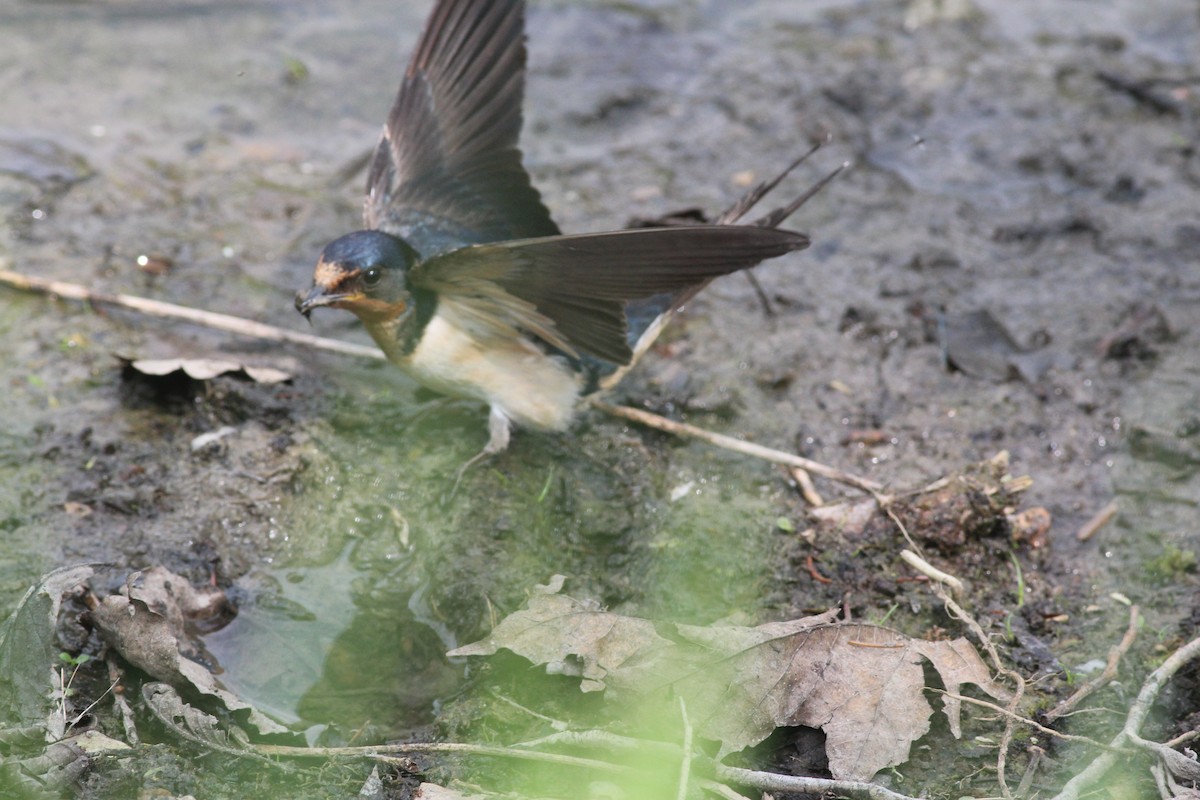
1;0;1198;798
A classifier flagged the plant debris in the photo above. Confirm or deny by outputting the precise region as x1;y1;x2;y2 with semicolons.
0;565;94;727
938;308;1066;383
451;579;1010;781
89;567;286;736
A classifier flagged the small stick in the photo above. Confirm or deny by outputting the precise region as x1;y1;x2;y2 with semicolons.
943;693;1110;749
742;270;775;316
899;550;964;595
256;740;635;773
1076;500;1118;542
789;465;825;506
1015;748;1045;799
591;400;882;493
513;730;679;757
1164;729;1200;750
675;698;694;800
1095;71;1181;116
929;581;1026;800
0;267;383;361
1044;605;1140;722
806;552;833;584
714;764;921;800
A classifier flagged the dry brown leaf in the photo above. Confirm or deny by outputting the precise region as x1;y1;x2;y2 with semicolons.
672;620;1009;779
124;566;230;628
452;582;1010;782
91;567;286;736
142;682;247;751
122;356;292;384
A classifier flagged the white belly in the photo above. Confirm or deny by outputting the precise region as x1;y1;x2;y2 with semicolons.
400;314;584;432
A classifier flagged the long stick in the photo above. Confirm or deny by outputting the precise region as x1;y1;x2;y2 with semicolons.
590;399;882;492
1044;605;1140;722
0;267;383;361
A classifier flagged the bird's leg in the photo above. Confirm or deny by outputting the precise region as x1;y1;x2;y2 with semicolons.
449;406;513;496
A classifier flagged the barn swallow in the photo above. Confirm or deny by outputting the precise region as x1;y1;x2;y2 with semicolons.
296;0;838;472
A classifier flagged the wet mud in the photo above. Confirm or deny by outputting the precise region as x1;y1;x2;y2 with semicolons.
1;0;1198;797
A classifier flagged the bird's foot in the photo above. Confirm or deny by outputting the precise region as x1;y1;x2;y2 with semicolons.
444;406;513;502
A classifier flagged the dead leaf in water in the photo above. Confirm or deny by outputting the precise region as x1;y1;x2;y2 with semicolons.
91;567;286;736
452;582;1009;781
672;619;1009;778
939;308;1067;383
448;578;672;693
142;682;248;752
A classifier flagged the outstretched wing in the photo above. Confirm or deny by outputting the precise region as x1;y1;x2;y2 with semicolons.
408;226;810;364
364;0;559;257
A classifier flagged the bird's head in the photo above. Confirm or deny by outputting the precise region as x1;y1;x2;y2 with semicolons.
295;230;419;323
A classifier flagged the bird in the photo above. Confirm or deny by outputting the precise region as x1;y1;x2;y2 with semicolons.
296;0;839;475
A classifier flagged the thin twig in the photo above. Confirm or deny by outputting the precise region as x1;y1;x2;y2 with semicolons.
512;729;678;757
942;693;1112;749
0;267;383;361
66;678;121;732
1164;729;1200;750
932;584;1026;800
591;400;882;493
742;270;775;316
676;698;694;800
255;740;636;775
1051;634;1200;800
789;465;825;506
714;764;921;800
806;552;833;584
489;691;570;732
371;750;640;777
1151;762;1172;800
873;491;920;552
1076;500;1119;542
106;658;138;746
1044;605;1140;722
1015;747;1045;799
899;550;965;595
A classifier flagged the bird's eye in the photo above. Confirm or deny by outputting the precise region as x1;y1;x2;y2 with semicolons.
363;267;383;288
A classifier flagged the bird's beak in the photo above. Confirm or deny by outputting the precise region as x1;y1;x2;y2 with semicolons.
294;285;361;319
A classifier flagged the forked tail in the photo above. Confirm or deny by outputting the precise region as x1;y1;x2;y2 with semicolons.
592;140;848;394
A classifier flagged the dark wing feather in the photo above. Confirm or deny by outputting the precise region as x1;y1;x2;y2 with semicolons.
409;226;810;363
364;0;559;257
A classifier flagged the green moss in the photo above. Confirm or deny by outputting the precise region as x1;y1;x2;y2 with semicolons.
1146;543;1197;582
